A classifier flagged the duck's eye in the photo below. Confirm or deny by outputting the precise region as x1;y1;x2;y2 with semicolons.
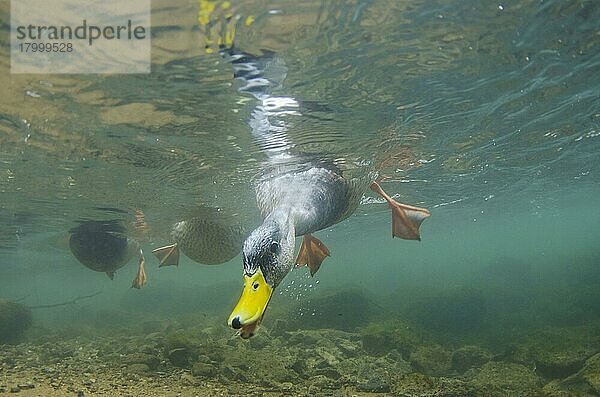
252;282;259;290
269;242;279;253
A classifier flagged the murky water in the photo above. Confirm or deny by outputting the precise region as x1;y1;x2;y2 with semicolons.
1;0;599;395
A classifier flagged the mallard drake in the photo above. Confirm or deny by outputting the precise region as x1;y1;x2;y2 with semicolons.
221;48;431;338
227;165;430;338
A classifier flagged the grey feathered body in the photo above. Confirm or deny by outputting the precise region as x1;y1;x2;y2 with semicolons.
171;218;245;265
255;166;370;237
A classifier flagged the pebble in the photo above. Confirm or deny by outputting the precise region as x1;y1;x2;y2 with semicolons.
25;90;41;98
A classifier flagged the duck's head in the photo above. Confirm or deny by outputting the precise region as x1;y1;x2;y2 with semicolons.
228;218;295;338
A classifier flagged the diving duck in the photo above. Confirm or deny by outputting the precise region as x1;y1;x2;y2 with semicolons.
69;219;147;289
222;49;431;338
152;206;246;267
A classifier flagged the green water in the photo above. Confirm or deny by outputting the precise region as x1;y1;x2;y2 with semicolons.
1;0;599;395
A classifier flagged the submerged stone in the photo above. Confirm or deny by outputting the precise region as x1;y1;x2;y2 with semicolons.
360;322;418;357
451;345;493;373
545;353;600;395
167;347;191;368
410;345;452;376
191;362;216;377
535;348;590;379
470;361;541;395
499;327;598;380
307;374;337;390
125;363;150;374
393;373;475;396
0;300;32;344
126;353;160;370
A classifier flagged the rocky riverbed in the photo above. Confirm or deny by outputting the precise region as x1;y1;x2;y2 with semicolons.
1;318;599;396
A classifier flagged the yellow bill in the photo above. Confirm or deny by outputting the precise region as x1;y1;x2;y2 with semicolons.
228;268;273;338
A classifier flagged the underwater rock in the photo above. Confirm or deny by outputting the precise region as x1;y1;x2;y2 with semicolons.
0;300;32;344
392;373;475;397
336;338;360;357
291;357;308;377
386;348;408;364
179;373;199;386
125;363;150;374
163;326;226;366
351;353;412;393
469;361;541;396
221;365;248;383
307;374;338;390
410;344;452;376
286;330;319;346
544;353;600;396
125;353;160;371
313;365;342;381
277;382;293;392
167;347;191;368
195;354;212;364
356;378;390;393
361;324;393;355
315;346;340;367
247;334;269;349
451;345;492;373
580;354;600;393
499;327;598;379
360;322;418;357
535;348;590;379
191;362;216;378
